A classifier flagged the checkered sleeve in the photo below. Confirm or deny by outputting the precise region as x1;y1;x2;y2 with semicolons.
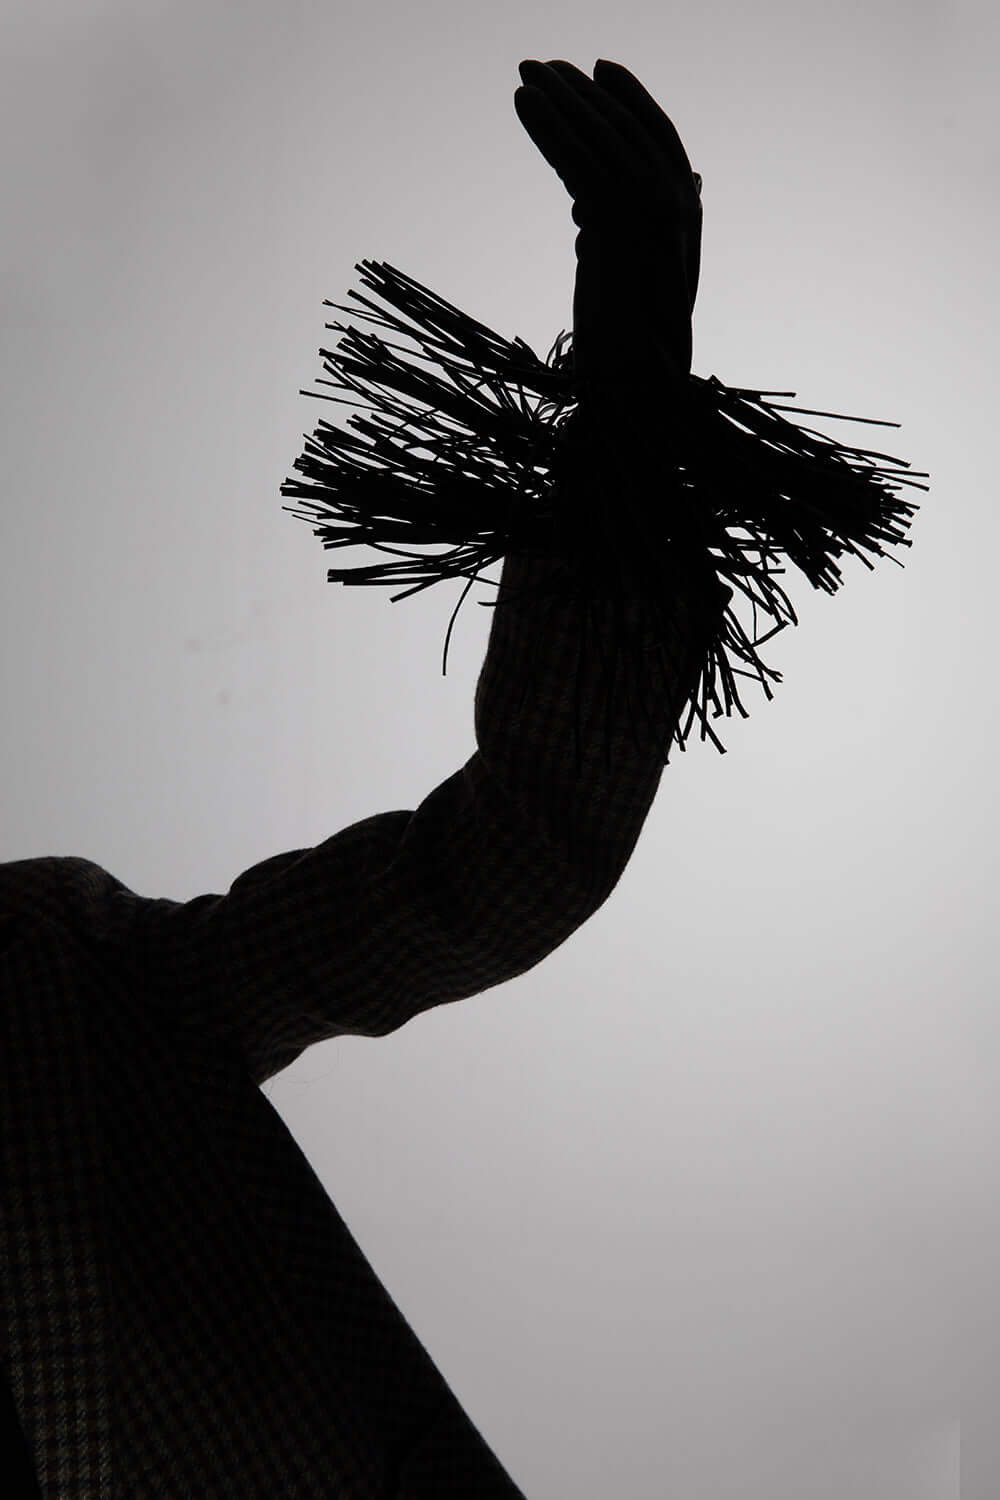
135;543;718;1086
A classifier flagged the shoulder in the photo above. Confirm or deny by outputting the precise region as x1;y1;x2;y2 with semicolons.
0;854;141;949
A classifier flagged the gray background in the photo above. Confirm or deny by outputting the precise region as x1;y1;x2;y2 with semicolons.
2;1;996;1496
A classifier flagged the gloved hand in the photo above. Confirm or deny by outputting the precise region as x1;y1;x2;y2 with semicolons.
514;57;702;388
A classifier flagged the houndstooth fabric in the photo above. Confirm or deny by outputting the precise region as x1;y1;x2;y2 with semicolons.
2;546;716;1497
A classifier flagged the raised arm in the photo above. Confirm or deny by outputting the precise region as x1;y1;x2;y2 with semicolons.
123;61;725;1085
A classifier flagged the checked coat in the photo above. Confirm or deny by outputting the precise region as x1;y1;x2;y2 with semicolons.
2;529;719;1498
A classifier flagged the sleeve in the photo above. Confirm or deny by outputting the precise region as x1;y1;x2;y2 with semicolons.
134;539;719;1086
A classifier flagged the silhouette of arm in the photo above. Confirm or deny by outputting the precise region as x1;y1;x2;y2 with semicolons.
103;61;721;1084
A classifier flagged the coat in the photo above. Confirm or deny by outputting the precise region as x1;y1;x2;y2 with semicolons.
2;546;712;1498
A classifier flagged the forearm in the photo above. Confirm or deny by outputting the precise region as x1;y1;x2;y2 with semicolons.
473;495;719;901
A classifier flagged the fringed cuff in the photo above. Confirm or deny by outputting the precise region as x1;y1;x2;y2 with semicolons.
280;258;928;762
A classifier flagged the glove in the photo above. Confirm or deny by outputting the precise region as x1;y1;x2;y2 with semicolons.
514;57;703;388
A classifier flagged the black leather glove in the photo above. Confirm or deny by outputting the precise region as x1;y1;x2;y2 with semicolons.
514;57;703;388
